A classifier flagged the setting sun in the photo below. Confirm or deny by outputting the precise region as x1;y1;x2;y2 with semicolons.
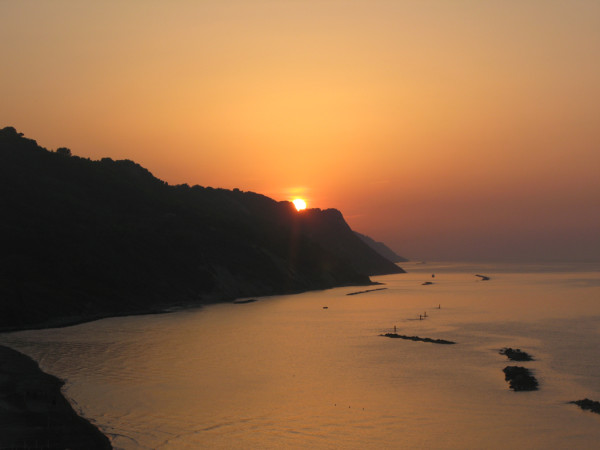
292;199;307;211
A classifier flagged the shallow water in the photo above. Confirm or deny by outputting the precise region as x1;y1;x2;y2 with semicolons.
2;262;600;449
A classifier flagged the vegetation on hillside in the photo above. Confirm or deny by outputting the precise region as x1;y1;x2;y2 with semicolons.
0;127;403;330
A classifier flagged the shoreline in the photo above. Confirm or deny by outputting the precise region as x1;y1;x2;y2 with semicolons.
0;345;112;449
0;306;182;334
0;279;387;446
0;279;383;334
2;263;599;448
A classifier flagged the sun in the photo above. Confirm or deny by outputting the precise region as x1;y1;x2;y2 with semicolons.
292;198;307;211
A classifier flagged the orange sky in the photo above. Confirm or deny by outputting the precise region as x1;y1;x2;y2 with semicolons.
2;1;599;261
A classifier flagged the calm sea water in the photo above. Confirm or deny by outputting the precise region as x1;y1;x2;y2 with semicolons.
2;262;600;449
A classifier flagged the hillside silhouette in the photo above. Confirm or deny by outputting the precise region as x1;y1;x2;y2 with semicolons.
0;127;404;330
355;232;408;263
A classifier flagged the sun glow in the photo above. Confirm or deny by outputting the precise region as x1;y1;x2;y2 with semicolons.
293;198;307;211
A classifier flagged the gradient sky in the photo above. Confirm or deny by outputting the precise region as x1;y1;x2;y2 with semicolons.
2;1;599;262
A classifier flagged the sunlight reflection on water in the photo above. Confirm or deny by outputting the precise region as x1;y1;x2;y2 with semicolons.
1;262;600;449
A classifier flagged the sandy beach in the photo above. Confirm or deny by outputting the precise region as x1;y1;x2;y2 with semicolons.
0;345;111;449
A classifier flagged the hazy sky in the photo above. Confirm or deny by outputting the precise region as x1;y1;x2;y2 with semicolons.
2;1;599;262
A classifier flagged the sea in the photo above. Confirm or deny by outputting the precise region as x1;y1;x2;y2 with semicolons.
2;261;600;449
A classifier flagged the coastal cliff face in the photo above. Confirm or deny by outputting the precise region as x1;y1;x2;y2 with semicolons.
0;127;404;330
354;231;408;263
297;209;407;275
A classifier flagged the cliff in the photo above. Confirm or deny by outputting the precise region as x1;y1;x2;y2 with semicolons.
355;232;408;263
298;209;406;275
0;127;404;330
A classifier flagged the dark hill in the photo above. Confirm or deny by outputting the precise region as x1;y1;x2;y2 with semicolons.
355;232;408;263
298;209;406;275
0;127;404;330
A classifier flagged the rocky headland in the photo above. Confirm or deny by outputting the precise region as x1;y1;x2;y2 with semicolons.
0;126;404;331
0;126;410;445
354;232;408;263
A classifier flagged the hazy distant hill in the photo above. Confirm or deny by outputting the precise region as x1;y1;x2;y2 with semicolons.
355;232;408;263
298;210;406;274
0;127;404;330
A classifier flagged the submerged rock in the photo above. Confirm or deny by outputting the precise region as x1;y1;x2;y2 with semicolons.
500;347;534;361
503;366;539;391
380;333;455;345
570;399;600;414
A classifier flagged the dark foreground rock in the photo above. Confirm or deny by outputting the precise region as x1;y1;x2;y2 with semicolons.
570;399;600;414
503;366;539;391
475;274;490;281
0;345;112;449
499;347;534;361
380;333;455;344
